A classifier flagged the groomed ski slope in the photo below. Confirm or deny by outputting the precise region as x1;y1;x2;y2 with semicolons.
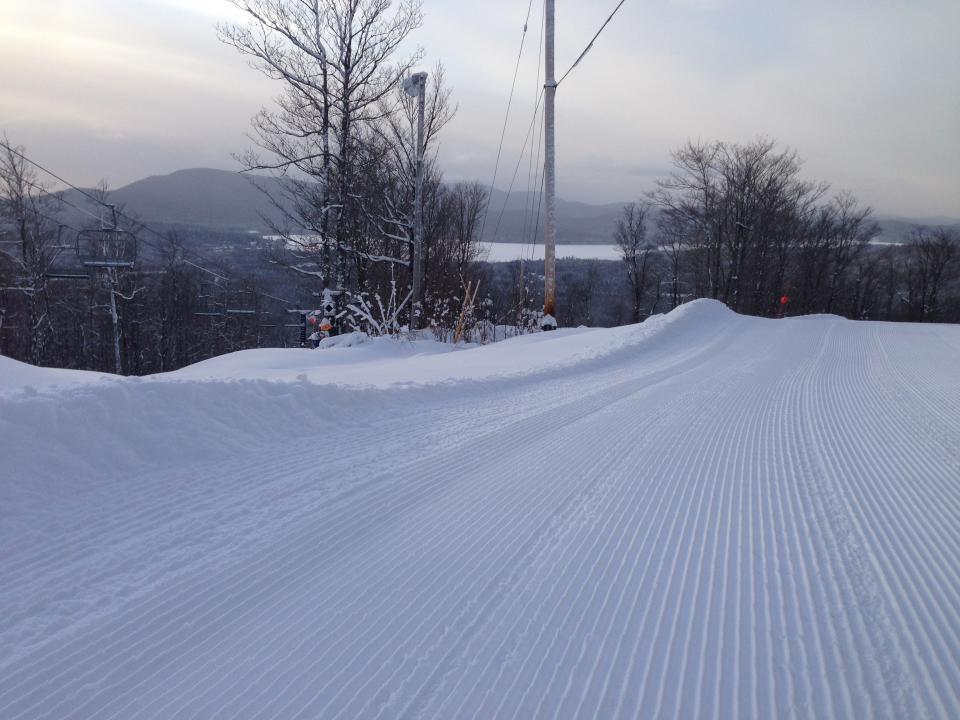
1;299;959;719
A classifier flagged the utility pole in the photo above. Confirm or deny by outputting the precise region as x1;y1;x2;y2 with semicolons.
404;71;428;329
542;0;558;330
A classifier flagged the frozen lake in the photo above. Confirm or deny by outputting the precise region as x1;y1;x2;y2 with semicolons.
480;237;904;263
480;242;621;262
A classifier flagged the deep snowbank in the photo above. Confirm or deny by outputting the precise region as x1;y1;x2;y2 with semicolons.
0;300;742;502
0;355;111;396
168;299;737;388
1;300;735;398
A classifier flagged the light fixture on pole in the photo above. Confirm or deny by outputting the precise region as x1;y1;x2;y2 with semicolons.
404;71;428;329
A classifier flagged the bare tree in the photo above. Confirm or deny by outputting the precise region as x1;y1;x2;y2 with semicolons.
565;261;601;327
447;181;487;278
822;192;879;315
649;141;723;299
219;0;424;292
0;138;59;365
614;202;654;322
905;226;959;322
647;138;884;319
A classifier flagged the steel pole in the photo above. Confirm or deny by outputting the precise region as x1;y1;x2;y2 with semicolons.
412;76;426;329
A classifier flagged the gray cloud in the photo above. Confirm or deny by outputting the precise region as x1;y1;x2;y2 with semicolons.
1;0;957;216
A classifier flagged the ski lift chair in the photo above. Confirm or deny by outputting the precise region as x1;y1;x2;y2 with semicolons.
194;281;226;317
224;289;258;316
78;228;137;270
45;226;89;281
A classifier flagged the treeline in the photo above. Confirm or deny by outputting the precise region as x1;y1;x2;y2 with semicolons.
4;133;959;376
616;138;960;323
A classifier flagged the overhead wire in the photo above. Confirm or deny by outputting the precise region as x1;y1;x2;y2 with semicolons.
527;149;546;263
51;179;235;285
520;0;546;260
557;0;629;86
9;145;236;284
7;0;630;306
1;142;298;305
490;88;545;245
490;0;551;247
519;102;545;262
518;103;545;264
22;176;109;228
520;0;629;264
25;177;206;281
522;107;544;261
7;144;234;280
478;0;539;244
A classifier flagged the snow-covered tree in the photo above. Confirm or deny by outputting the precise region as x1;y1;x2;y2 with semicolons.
219;0;425;294
0;138;59;365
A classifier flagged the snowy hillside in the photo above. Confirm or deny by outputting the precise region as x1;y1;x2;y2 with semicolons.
1;300;959;718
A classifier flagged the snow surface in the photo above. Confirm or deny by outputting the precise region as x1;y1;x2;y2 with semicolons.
0;355;111;397
2;299;960;719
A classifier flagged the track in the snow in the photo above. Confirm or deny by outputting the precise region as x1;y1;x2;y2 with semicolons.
1;301;959;719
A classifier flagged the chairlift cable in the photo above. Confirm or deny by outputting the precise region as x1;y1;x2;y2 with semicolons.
524;88;546;261
1;142;297;307
529;143;546;260
491;88;545;244
478;0;538;244
520;0;546;260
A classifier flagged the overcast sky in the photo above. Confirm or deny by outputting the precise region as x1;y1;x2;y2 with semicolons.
1;0;957;217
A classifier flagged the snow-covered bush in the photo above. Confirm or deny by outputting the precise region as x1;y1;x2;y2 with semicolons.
343;280;412;338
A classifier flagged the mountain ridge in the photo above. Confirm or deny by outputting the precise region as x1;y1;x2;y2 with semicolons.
58;167;959;245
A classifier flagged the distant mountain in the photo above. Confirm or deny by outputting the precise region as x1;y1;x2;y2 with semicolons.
871;216;960;244
60;168;295;233
482;188;627;244
54;168;958;245
55;168;630;242
481;191;960;245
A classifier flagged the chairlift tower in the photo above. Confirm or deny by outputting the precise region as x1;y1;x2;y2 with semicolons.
79;205;138;375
